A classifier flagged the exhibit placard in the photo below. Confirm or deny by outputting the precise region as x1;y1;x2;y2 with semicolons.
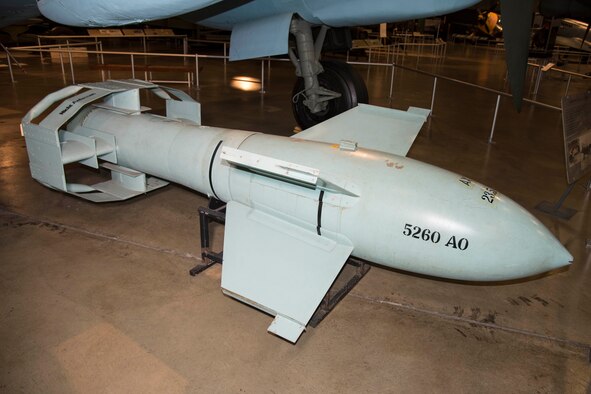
562;90;591;184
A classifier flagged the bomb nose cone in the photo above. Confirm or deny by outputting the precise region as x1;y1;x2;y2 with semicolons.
521;222;573;277
545;241;573;271
514;219;574;278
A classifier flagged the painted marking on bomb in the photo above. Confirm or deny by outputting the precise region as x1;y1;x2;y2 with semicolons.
58;93;97;115
59;104;73;115
385;160;404;169
403;224;469;250
445;235;469;250
481;187;497;204
459;176;472;187
459;177;498;205
403;224;441;243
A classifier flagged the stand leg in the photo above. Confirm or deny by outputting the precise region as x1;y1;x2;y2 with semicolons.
308;257;371;328
535;182;578;220
188;198;371;328
189;198;226;276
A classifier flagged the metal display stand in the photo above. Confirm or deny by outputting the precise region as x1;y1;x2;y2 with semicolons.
535;182;578;220
189;198;226;276
189;198;371;327
308;256;370;327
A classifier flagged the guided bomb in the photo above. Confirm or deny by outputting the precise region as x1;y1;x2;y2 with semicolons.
21;80;572;342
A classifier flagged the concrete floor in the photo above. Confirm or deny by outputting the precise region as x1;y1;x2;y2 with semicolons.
1;42;590;393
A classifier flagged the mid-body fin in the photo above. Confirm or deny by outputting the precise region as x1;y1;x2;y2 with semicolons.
221;201;353;342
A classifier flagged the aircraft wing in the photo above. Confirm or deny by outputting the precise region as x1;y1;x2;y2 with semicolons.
221;201;353;343
294;104;430;157
34;0;591;109
0;0;40;28
499;0;535;112
35;0;480;60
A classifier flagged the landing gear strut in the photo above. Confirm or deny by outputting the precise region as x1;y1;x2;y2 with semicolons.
289;18;368;129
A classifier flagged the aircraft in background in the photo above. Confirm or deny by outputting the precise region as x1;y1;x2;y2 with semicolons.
500;0;590;110
554;19;591;55
444;6;503;41
3;0;591;123
34;0;481;128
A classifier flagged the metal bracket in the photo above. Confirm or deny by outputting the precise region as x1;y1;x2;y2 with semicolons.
189;197;226;276
189;197;371;327
535;182;578;220
308;256;370;327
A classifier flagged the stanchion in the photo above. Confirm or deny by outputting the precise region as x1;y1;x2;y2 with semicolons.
488;94;501;144
259;59;266;94
430;77;438;114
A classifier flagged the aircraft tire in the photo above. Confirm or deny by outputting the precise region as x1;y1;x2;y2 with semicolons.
292;60;368;129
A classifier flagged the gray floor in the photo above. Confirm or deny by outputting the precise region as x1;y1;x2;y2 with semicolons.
1;42;590;393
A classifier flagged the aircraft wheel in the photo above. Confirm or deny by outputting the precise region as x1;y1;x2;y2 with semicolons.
292;60;368;129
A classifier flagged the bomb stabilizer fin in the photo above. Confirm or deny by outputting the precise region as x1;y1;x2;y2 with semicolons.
221;201;354;342
20;80;203;202
294;104;430;157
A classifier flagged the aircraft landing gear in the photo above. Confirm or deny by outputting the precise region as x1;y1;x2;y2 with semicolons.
292;60;368;129
289;18;368;129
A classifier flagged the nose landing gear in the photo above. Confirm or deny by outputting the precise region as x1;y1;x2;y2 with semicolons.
292;60;368;129
289;17;368;129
